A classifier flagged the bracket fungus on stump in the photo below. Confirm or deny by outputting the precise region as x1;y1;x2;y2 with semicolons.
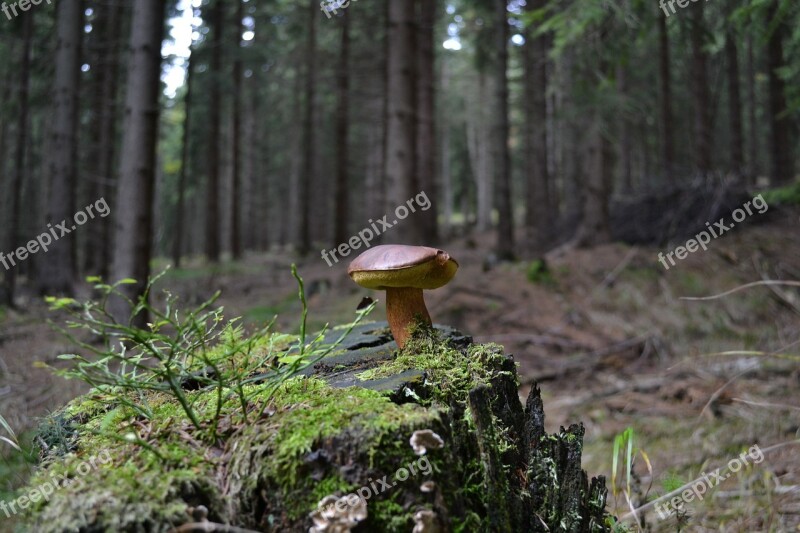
348;245;458;349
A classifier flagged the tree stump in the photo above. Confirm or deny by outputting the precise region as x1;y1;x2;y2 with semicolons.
20;322;608;532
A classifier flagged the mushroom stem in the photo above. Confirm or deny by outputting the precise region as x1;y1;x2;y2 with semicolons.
385;287;431;349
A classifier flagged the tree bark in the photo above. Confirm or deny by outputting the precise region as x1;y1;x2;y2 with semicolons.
297;0;317;255
726;27;744;178
493;0;514;260
523;0;550;254
333;11;351;247
385;0;419;243
746;33;758;182
657;8;674;181
416;0;438;243
109;0;166;323
39;0;82;296
205;0;223;263
230;0;244;260
173;18;196;269
766;0;793;185
689;4;712;175
4;9;33;304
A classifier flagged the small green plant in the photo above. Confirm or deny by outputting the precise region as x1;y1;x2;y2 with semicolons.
0;412;21;452
526;259;555;286
610;427;652;524
42;265;375;447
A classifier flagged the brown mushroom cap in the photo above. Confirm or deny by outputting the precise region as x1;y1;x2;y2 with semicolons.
348;245;458;290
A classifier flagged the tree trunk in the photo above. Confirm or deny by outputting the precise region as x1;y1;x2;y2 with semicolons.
766;0;793;185
657;8;674;181
416;0;438;243
173;22;196;269
109;0;166;323
493;0;514;260
470;73;492;232
333;11;351;247
4;9;33;304
440;59;453;235
689;4;712;176
230;0;244;260
617;64;632;193
205;0;223;263
523;0;550;254
297;0;317;255
385;0;419;243
746;33;758;183
39;0;82;296
573;121;612;247
726;28;744;178
25;324;609;532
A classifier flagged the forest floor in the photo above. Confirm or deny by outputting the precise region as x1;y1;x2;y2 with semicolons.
1;206;799;532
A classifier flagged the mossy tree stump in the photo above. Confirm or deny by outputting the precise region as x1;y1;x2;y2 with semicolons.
21;322;608;532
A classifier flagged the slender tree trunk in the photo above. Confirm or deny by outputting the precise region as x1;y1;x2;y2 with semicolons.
689;4;712;175
746;33;758;182
333;11;351;246
84;0;121;278
725;28;744;179
657;7;674;181
617;64;632;193
173;30;195;268
39;1;82;296
493;0;514;259
766;0;793;185
523;0;550;254
385;0;419;242
573;121;612;247
230;0;244;259
440;59;452;235
109;0;166;323
297;0;317;255
471;73;492;232
416;0;438;242
4;10;33;304
205;0;223;263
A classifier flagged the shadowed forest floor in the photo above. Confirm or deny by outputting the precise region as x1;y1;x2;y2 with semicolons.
1;206;799;531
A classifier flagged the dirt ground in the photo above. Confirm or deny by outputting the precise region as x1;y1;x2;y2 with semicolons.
1;206;799;532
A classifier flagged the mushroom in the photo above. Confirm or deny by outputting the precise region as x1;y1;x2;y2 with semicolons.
412;509;441;533
410;429;445;456
348;245;458;349
309;495;367;533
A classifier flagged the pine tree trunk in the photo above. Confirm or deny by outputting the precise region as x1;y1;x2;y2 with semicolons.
333;11;351;247
297;0;317;255
523;0;550;254
39;0;82;296
230;0;244;260
109;0;166;323
746;33;758;183
766;0;793;185
205;0;223;263
416;0;438;243
690;4;712;176
385;0;419;243
657;7;674;181
726;29;744;178
493;0;514;260
173;26;195;269
4;9;33;304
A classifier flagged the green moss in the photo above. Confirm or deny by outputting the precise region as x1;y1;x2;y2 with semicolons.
760;182;800;205
355;325;512;405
